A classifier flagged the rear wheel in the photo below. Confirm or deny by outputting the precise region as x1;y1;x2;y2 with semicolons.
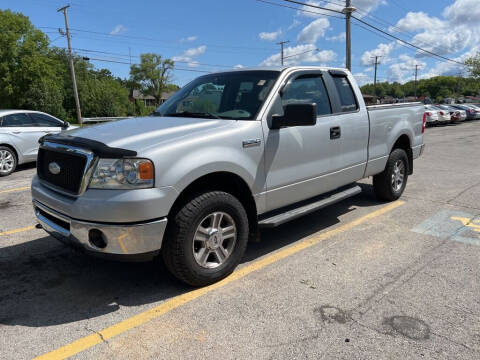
373;148;408;201
162;191;249;286
0;146;17;177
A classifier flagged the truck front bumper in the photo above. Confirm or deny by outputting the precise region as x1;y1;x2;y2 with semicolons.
33;199;167;259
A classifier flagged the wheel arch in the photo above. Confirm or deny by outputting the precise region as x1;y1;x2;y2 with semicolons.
168;171;258;240
0;143;19;162
391;134;413;175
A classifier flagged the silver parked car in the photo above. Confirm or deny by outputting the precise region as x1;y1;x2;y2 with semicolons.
0;110;73;176
425;105;450;124
424;105;440;125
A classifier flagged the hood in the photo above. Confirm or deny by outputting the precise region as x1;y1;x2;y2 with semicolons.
67;116;236;153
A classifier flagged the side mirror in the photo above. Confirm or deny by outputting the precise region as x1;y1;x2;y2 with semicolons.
62;121;69;129
271;103;317;129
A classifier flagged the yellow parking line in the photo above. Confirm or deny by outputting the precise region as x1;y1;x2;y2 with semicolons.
0;186;30;195
34;200;405;360
0;225;36;237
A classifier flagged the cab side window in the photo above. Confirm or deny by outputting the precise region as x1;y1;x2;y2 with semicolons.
29;113;63;127
332;76;358;112
2;113;35;127
282;75;332;116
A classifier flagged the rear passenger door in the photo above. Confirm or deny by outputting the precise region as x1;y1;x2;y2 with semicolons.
323;71;369;180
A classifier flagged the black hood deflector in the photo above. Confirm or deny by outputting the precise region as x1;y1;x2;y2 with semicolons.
39;133;137;158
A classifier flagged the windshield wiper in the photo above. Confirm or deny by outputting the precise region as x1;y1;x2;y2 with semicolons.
164;111;222;119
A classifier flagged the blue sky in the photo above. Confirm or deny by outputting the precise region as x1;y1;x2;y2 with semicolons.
2;0;478;86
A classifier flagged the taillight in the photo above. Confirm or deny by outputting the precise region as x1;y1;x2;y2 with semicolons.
425;112;432;116
439;111;445;115
422;113;426;133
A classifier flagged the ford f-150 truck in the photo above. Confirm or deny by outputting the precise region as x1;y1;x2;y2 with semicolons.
32;67;425;286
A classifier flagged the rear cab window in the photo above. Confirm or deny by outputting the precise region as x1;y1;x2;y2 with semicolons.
331;76;358;113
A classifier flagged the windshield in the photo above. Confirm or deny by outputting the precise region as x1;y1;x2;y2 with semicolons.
154;70;280;120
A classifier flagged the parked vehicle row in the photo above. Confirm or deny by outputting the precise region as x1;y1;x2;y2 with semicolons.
424;103;480;126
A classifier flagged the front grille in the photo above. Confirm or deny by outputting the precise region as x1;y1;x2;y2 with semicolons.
37;148;88;194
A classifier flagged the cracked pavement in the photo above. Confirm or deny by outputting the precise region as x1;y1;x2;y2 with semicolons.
0;121;480;359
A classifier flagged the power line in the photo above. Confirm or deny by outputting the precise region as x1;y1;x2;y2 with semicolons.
283;47;319;59
275;0;465;66
39;26;277;52
80;56;212;73
255;0;344;19
352;16;464;66
72;48;237;68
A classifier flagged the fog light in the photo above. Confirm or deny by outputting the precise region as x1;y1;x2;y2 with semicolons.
89;229;107;248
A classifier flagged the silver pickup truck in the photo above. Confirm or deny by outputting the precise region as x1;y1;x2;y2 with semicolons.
32;66;425;286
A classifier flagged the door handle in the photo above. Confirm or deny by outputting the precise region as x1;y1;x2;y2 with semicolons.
12;131;21;134
330;126;341;139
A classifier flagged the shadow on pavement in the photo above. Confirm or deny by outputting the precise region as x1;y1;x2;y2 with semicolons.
0;183;383;328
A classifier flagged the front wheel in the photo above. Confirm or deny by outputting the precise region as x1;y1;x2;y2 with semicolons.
162;191;249;286
373;148;408;201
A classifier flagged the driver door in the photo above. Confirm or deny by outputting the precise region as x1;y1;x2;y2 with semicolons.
262;72;340;211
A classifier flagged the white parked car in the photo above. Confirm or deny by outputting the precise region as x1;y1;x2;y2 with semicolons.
0;110;75;176
424;105;440;125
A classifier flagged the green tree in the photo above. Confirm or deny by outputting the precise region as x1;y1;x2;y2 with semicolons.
0;9;65;118
465;52;480;79
129;53;174;106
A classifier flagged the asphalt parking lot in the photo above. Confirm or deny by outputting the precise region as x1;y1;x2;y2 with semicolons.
1;121;480;360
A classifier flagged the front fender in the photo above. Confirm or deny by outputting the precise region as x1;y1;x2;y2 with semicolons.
160;145;264;196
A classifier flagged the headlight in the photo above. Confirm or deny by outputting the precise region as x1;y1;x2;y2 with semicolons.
89;158;154;189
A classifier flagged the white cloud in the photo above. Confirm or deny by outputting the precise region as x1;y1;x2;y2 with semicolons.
260;44;337;66
387;54;427;83
389;1;480;57
173;45;207;67
443;0;480;25
110;24;127;36
353;72;371;86
421;46;479;79
360;42;397;66
234;64;244;69
288;19;301;30
389;12;444;33
259;29;282;41
297;18;329;44
180;36;198;42
326;32;346;42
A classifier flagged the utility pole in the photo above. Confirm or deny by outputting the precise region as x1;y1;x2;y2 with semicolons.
414;64;419;99
58;5;82;125
371;55;382;97
343;0;356;71
277;40;290;66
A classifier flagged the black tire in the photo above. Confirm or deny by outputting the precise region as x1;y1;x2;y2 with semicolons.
0;146;17;177
162;191;249;286
373;148;409;201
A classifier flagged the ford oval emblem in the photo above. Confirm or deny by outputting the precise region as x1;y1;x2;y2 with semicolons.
48;162;61;175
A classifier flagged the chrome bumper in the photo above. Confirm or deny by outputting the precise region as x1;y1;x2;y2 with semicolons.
33;200;167;256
